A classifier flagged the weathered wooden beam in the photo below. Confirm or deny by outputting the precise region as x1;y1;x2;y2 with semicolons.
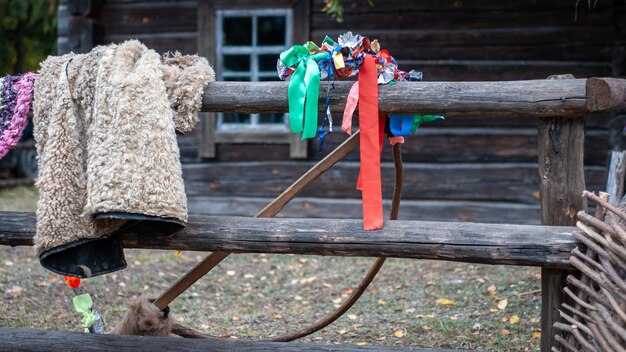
586;77;626;111
201;78;623;117
537;74;586;352
0;212;577;269
0;327;463;352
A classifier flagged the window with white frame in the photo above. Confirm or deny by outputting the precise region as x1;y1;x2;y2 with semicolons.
216;9;292;131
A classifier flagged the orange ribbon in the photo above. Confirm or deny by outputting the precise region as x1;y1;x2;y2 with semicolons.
356;55;384;231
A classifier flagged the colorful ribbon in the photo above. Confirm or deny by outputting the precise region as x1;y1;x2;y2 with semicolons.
73;293;96;333
0;73;35;160
342;81;359;135
357;55;383;231
280;46;330;139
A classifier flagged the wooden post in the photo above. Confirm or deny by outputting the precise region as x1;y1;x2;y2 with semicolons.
538;75;587;352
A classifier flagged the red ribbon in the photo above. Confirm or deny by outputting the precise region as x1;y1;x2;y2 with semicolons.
356;55;384;230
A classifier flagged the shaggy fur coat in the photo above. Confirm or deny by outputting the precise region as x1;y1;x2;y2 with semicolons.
33;40;214;277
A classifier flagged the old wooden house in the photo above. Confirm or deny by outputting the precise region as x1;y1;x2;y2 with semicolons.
57;0;626;224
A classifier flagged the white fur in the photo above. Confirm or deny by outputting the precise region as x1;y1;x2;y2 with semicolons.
33;41;214;254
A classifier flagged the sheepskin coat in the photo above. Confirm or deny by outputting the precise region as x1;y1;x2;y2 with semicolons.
33;40;214;277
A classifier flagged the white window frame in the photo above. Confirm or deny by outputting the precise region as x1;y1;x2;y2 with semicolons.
215;9;293;132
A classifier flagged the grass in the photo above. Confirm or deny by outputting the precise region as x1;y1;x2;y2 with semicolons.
0;186;542;350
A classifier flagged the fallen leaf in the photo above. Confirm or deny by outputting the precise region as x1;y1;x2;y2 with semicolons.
356;342;367;346
510;315;520;324
422;325;432;331
299;276;317;284
322;282;333;288
348;314;358;320
47;274;57;282
272;313;282;319
173;250;182;257
497;298;508;310
226;270;236;276
489;308;499;313
532;331;541;339
426;281;436;286
7;286;23;295
405;308;416;314
299;258;308;263
394;330;404;338
244;274;254;279
232;316;240;321
378;299;387;305
435;298;455;305
332;297;342;304
499;328;511;335
3;260;13;266
472;323;481;331
487;285;496;292
338;329;348;335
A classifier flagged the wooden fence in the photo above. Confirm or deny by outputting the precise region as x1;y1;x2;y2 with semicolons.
1;76;625;352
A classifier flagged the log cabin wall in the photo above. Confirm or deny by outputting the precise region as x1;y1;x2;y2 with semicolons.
58;0;626;224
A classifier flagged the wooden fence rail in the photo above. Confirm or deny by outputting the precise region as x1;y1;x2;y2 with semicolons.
201;77;626;117
0;212;577;269
0;327;461;352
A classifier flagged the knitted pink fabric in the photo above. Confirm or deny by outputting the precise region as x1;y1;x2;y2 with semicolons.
0;73;35;159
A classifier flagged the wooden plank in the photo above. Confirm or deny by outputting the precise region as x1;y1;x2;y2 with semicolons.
196;0;216;158
314;128;609;165
68;17;105;54
186;196;541;224
104;33;197;54
614;0;626;77
537;75;587;352
101;1;197;35
312;31;612;62
311;0;610;12
201;80;591;118
0;327;462;352
312;8;612;32
586;77;626;111
402;60;612;82
182;161;607;204
0;212;577;268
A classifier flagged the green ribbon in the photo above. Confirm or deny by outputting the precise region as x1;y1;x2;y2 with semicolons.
412;115;445;134
73;293;96;333
280;46;330;139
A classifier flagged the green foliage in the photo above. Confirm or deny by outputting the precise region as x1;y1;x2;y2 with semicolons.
323;0;375;23
0;0;58;74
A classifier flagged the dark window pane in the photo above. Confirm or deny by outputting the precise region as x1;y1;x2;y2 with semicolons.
223;17;252;46
259;113;285;124
259;54;279;72
257;16;286;46
224;76;251;82
223;55;250;72
259;75;280;81
222;113;251;124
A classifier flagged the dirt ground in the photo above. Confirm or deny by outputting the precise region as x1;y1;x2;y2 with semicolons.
0;186;542;351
